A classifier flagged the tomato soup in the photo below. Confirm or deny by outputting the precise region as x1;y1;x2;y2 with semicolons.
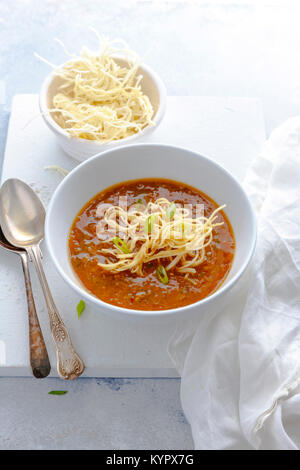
69;179;235;310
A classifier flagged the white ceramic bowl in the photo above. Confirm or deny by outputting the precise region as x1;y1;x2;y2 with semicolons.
45;143;256;321
39;58;167;161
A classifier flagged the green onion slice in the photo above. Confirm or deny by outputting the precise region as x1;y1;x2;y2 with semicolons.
136;198;146;211
156;265;169;285
77;300;85;319
166;202;176;220
48;391;68;395
113;237;131;254
145;214;156;234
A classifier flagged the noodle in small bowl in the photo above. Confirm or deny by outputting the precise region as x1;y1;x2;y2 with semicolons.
39;43;166;161
45;144;257;322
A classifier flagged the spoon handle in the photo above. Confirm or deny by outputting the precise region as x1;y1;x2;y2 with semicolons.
28;245;85;380
20;252;51;379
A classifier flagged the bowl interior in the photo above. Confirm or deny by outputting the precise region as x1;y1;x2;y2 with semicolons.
45;144;256;314
45;57;161;126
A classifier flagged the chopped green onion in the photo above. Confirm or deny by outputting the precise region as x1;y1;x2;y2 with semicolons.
76;300;85;319
48;391;68;395
113;237;131;254
136;198;146;211
145;214;156;234
166;202;176;220
156;265;169;285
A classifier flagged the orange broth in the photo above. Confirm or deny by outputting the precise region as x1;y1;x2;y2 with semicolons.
69;178;235;310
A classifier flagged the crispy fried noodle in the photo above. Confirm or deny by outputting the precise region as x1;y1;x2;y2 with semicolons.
36;32;154;142
96;198;225;279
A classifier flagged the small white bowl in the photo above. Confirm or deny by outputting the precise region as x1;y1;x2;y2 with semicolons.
45;143;257;322
39;58;167;161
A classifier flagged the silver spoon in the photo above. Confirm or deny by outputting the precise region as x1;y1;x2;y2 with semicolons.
0;226;51;378
0;178;85;380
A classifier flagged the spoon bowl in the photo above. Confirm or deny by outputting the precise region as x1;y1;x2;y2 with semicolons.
0;178;45;247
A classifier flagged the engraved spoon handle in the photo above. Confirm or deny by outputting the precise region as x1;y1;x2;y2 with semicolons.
19;252;51;378
27;244;85;380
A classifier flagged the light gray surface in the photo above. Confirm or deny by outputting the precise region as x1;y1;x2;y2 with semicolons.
0;0;297;451
0;377;192;450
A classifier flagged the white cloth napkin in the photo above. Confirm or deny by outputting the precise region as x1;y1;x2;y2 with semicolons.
168;117;300;450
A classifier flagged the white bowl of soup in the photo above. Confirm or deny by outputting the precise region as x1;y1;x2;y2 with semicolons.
45;144;256;320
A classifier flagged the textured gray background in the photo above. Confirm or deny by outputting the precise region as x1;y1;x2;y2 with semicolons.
0;0;299;450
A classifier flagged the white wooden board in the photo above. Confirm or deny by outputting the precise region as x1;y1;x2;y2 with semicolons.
0;95;265;377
